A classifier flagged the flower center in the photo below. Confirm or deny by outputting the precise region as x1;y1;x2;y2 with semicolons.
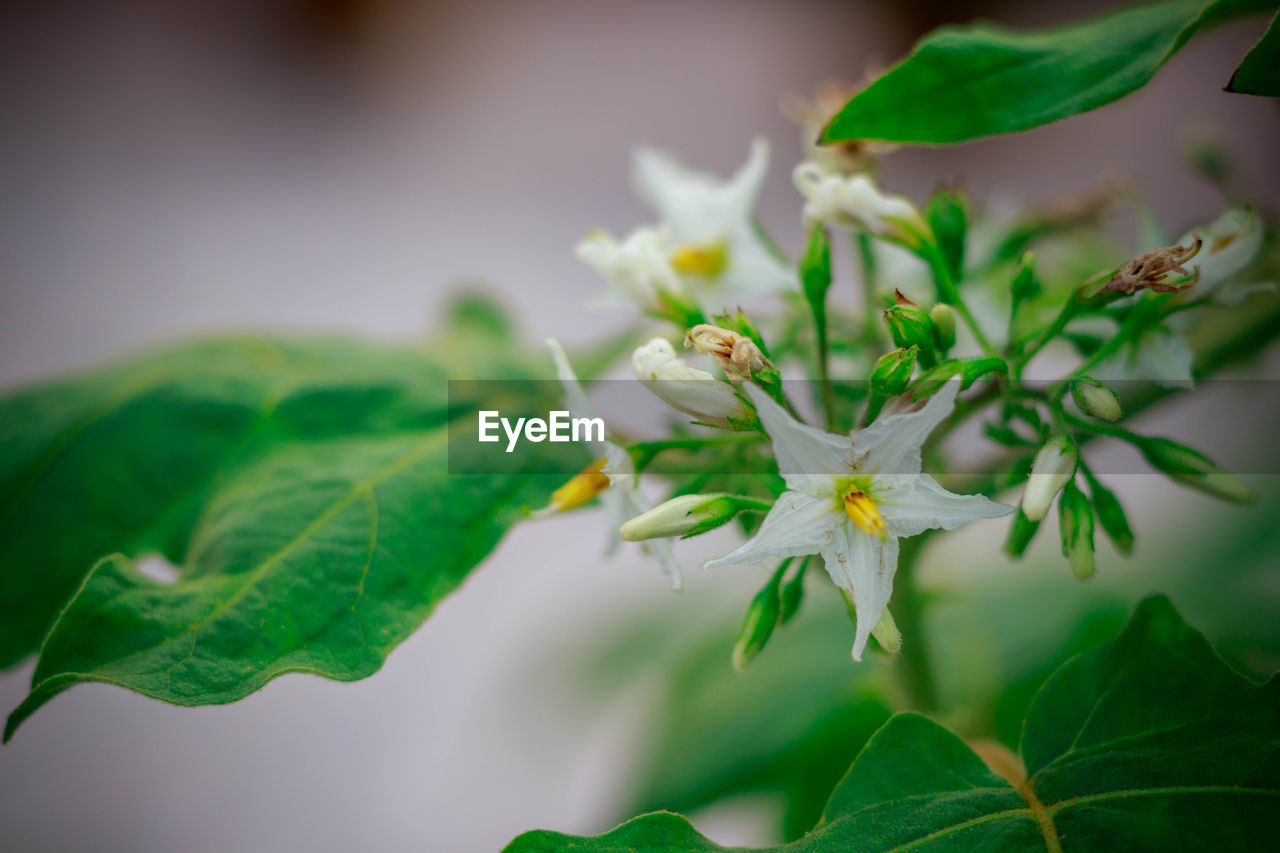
550;458;611;511
671;241;728;279
843;489;887;540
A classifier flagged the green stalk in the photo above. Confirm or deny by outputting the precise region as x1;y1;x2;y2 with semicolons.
923;245;996;356
891;534;939;711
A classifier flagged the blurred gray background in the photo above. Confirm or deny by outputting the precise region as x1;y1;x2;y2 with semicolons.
1;1;1278;851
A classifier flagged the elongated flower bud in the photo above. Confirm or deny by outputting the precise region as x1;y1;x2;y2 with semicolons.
1086;475;1134;555
930;303;957;352
1003;508;1041;558
632;338;751;428
732;572;783;670
1139;438;1255;503
793;163;929;249
1073;378;1122;422
1021;436;1077;522
618;493;765;541
871;347;918;397
1058;482;1095;580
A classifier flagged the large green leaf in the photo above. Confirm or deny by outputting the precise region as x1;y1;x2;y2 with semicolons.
821;0;1272;146
504;596;1280;851
1227;10;1280;95
0;297;567;739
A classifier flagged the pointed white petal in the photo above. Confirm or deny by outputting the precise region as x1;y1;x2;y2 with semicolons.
875;474;1013;538
853;378;960;475
601;441;635;486
819;523;899;661
743;383;853;489
643;537;684;591
546;339;599;424
718;137;770;227
704;491;836;569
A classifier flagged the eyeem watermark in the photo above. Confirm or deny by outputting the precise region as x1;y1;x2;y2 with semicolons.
478;410;605;453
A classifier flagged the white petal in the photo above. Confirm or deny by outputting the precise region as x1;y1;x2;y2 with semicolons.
1133;330;1194;389
819;523;899;661
875;474;1012;538
1179;208;1263;292
720;222;797;297
703;491;837;569
546;339;599;424
631;139;769;244
853;378;960;475
601;441;635;486
643;537;684;591
742;383;854;488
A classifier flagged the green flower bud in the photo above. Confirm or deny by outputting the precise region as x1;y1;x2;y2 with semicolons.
871;347;918;396
883;304;935;356
800;223;832;307
870;607;902;655
1072;378;1122;422
620;493;736;541
732;570;783;670
779;559;807;625
929;303;957;352
1010;251;1040;322
1058;481;1095;580
1138;438;1255;503
925;186;968;283
1021;436;1078;522
1003;507;1041;558
1085;474;1134;555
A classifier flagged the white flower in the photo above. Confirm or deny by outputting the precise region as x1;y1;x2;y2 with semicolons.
575;225;689;315
1177;207;1264;296
543;339;683;589
632;338;750;428
1021;436;1078;522
704;379;1011;659
792;162;929;249
632;138;796;308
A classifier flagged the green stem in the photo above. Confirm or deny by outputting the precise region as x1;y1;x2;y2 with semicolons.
812;303;837;431
857;233;882;347
923;245;996;356
891;534;939;711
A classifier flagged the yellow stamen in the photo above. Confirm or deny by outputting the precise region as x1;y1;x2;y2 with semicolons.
550;458;611;512
843;489;887;540
671;242;728;279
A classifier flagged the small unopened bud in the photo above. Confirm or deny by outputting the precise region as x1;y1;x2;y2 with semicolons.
800;223;833;306
930;303;957;352
1010;252;1039;321
883;300;935;356
1003;508;1041;558
1096;240;1201;297
632;338;751;428
732;572;783;670
1021;436;1078;522
1058;482;1095;580
1072;378;1122;422
1137;437;1254;504
619;494;721;541
871;347;918;396
685;324;773;383
1086;475;1134;555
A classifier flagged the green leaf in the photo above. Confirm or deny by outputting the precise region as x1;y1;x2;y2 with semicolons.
822;0;1268;146
1;307;564;739
504;595;1280;851
1227;11;1280;96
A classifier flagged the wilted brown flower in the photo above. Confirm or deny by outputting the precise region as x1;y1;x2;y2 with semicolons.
1100;239;1202;296
685;324;772;382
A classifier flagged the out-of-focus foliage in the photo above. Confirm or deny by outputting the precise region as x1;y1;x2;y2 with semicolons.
506;596;1280;852
0;297;569;740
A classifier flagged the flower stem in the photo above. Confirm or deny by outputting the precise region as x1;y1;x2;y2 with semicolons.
856;233;882;347
923;246;996;356
892;534;939;711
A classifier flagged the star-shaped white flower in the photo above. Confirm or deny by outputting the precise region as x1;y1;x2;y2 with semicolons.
543;339;684;589
705;379;1011;659
631;138;796;310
